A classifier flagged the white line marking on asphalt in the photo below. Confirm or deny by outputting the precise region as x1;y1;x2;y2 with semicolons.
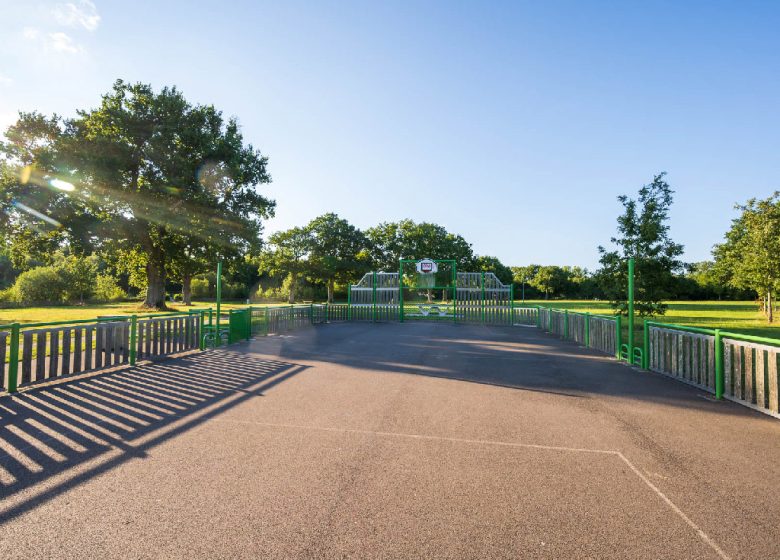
615;452;731;560
214;419;731;560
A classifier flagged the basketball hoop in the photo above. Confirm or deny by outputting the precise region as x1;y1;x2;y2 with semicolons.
416;259;437;289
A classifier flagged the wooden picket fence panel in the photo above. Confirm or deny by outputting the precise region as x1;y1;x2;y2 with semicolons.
723;338;780;417
588;316;617;356
648;326;716;392
137;315;200;360
512;307;538;326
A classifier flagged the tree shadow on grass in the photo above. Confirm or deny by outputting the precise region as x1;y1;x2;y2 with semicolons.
0;348;307;523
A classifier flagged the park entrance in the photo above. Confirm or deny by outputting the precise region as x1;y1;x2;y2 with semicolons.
347;258;517;325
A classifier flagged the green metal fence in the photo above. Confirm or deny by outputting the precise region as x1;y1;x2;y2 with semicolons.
3;301;778;420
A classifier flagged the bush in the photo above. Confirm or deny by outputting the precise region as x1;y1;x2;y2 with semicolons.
14;266;66;304
173;293;183;302
93;274;127;302
191;277;210;298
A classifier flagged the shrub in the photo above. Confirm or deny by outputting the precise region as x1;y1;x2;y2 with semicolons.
93;274;127;302
173;293;183;302
58;255;98;303
14;266;66;304
191;277;210;298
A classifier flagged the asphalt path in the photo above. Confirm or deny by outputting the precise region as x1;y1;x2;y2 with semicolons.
0;321;778;559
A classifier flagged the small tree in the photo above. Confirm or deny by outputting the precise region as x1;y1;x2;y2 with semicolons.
713;193;780;322
307;213;370;303
597;173;684;316
58;254;99;304
259;227;312;303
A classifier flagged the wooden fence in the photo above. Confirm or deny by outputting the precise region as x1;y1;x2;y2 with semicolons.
1;314;202;392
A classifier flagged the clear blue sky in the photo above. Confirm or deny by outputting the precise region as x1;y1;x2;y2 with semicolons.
1;0;778;269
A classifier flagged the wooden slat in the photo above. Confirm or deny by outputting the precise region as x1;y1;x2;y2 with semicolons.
145;321;152;358
755;348;766;409
21;331;33;385
734;344;743;400
123;323;130;362
744;346;754;404
708;339;716;389
73;328;83;373
94;326;104;369
724;344;732;396
136;322;144;360
113;324;122;365
0;332;7;390
61;329;71;376
769;352;779;414
49;329;59;378
153;321;160;356
36;332;46;381
85;327;93;370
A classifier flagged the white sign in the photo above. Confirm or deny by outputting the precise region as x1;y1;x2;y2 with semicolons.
416;259;438;274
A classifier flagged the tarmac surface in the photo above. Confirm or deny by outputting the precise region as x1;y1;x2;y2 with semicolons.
0;321;778;559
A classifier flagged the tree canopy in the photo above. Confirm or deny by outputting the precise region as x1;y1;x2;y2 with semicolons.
0;80;274;308
597;173;683;316
713;193;780;322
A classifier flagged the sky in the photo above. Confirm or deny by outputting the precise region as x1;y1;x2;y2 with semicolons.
1;0;778;269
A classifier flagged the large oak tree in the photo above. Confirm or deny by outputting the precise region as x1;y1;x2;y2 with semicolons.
0;80;275;308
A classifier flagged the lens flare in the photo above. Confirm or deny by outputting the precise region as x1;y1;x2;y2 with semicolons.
50;178;75;192
12;201;61;227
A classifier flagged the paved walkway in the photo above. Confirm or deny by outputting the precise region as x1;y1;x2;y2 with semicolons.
0;322;778;559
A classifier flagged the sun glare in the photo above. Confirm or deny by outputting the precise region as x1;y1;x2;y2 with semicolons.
50;178;75;192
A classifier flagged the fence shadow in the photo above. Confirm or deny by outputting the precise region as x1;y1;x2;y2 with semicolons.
0;347;307;522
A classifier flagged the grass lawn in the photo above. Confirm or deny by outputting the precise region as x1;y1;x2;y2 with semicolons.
2;299;777;339
520;300;778;339
0;301;284;326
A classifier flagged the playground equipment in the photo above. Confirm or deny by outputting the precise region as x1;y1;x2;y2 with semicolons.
347;259;515;324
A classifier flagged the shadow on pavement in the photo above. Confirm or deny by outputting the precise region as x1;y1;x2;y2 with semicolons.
0;348;307;522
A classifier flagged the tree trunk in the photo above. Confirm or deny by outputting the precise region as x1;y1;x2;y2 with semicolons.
182;275;192;306
327;279;334;304
288;274;297;304
768;291;774;323
144;245;167;309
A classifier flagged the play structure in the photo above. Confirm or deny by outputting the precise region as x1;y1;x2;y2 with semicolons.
347;258;516;324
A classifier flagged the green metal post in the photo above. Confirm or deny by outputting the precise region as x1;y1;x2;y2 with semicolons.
628;258;635;355
264;307;269;336
585;312;590;347
129;315;138;365
452;262;457;324
246;308;252;340
481;272;486;323
347;284;352;321
616;315;622;359
310;303;314;326
8;323;20;393
643;320;649;369
536;305;541;328
199;310;206;350
216;260;222;346
372;272;377;323
564;310;569;339
399;261;404;323
208;307;213;327
714;329;724;399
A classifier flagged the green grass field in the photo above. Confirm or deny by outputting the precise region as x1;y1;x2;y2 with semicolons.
1;299;777;339
0;301;274;326
523;300;777;338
